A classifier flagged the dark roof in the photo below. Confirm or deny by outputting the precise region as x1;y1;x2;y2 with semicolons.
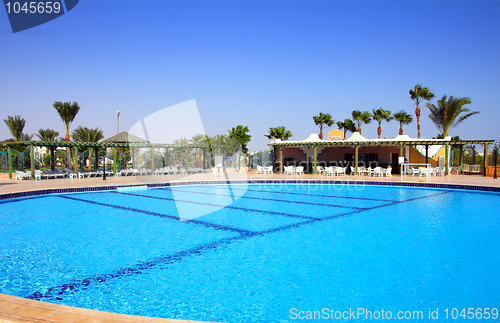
101;132;148;143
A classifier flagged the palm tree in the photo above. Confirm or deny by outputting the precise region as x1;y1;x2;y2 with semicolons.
36;128;60;142
426;95;479;137
351;110;371;135
53;101;81;142
264;126;293;141
336;119;356;140
71;126;105;169
4;115;26;142
372;108;393;139
313;113;334;140
409;84;434;138
393;110;413;135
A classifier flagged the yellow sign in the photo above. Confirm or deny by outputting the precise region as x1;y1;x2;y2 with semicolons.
328;129;344;140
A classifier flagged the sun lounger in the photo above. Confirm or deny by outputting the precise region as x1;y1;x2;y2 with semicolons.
66;169;84;179
15;170;31;180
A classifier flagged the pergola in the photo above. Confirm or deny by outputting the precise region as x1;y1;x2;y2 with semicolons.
4;140;214;180
269;138;495;176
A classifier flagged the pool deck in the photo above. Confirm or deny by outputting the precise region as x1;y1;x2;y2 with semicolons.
1;170;499;323
1;170;500;196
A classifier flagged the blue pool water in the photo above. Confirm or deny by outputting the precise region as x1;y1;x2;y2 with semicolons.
1;183;499;322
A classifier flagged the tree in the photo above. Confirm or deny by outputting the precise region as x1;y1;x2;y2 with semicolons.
191;133;209;167
409;84;434;138
4;115;26;142
36;128;60;142
426;95;479;138
71;126;104;169
264;126;293;141
228;125;251;153
53;101;81;142
393;110;413;135
336;119;356;140
351;110;371;135
372;108;393;139
212;134;240;154
313;113;334;140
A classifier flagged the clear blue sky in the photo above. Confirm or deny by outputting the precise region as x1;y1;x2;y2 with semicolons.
1;0;499;151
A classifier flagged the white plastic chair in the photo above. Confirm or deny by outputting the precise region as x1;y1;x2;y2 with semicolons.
295;166;304;175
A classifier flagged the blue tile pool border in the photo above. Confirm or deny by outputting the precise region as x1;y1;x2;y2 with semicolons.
1;179;500;202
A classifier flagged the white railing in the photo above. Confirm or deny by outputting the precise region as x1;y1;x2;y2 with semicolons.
401;163;431;183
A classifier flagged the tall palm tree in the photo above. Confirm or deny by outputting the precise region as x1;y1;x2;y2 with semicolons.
313;113;334;140
336;119;356;140
53;101;81;142
36;128;60;142
265;126;293;141
351;110;371;135
393;110;413;135
409;84;434;138
372;108;393;139
3;115;26;142
71;126;105;169
426;95;479;137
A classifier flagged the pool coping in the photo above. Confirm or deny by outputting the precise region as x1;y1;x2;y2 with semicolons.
1;177;499;323
1;178;500;202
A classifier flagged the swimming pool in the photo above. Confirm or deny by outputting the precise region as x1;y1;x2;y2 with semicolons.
1;183;499;322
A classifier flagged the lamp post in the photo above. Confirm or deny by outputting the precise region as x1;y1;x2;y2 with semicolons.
117;111;120;134
494;142;498;179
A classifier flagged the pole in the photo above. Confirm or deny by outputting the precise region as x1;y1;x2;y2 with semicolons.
354;145;359;176
445;143;449;177
494;143;498;179
117;111;120;134
7;146;12;179
279;147;283;174
102;147;106;180
313;145;317;175
30;145;35;180
483;143;488;177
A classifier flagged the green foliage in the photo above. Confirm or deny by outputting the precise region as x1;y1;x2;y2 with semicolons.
265;126;293;141
212;134;240;153
4;115;26;142
313;113;334;139
372;108;393;126
336;119;356;139
37;128;60;142
351;110;371;134
228;125;251;153
53;101;81;141
393;110;413;135
71;126;104;142
426;95;479;137
409;84;435;107
372;108;393;138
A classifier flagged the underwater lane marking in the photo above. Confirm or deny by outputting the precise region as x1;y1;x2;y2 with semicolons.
0;195;48;205
117;191;324;220
25;233;252;302
58;195;254;235
362;191;452;210
172;185;396;202
159;187;364;210
26;190;450;301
